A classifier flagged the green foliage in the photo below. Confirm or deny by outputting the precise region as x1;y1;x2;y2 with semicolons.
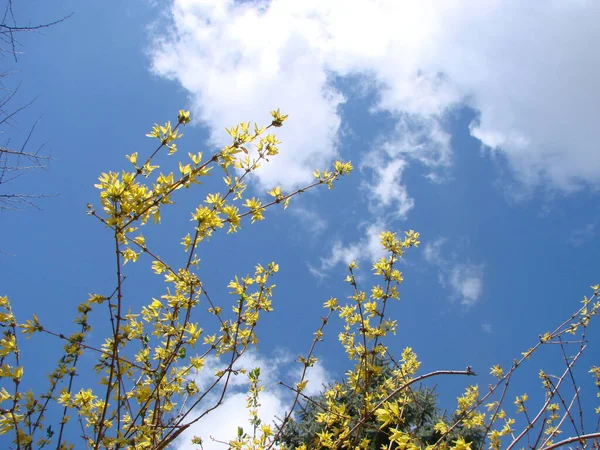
278;356;485;450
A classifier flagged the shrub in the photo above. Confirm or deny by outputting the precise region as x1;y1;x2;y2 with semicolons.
0;111;598;450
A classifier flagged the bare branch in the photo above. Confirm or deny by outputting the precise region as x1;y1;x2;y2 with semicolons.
1;0;73;61
0;2;70;218
541;432;600;450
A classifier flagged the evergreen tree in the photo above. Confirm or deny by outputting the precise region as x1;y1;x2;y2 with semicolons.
278;356;485;449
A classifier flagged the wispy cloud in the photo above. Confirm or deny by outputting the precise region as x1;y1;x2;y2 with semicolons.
423;237;484;307
290;205;328;236
361;153;414;219
423;237;446;265
447;263;484;307
318;240;362;271
312;221;387;274
568;221;599;247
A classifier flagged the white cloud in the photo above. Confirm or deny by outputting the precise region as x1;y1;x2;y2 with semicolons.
191;348;286;393
448;264;484;307
423;237;446;265
380;115;453;175
151;0;345;191
151;0;600;197
176;349;331;450
151;1;598;283
307;262;328;280
177;390;285;450
290;205;328;235
568;221;599;247
457;1;600;191
288;360;330;397
423;237;484;307
315;221;387;272
361;153;414;219
318;240;362;272
481;323;493;334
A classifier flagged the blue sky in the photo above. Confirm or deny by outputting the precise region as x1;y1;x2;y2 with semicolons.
2;0;599;448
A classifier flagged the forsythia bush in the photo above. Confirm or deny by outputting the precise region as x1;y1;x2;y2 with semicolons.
0;110;598;449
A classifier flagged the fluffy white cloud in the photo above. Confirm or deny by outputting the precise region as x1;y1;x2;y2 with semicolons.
151;0;599;278
176;390;285;450
151;0;600;195
176;349;330;450
288;358;330;397
151;0;345;191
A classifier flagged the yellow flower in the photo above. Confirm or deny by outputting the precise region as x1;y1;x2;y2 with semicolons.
434;421;449;434
490;364;504;378
270;108;289;127
0;334;16;357
126;152;138;165
452;437;472;450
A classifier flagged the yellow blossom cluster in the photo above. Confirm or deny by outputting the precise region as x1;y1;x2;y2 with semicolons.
0;109;598;450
